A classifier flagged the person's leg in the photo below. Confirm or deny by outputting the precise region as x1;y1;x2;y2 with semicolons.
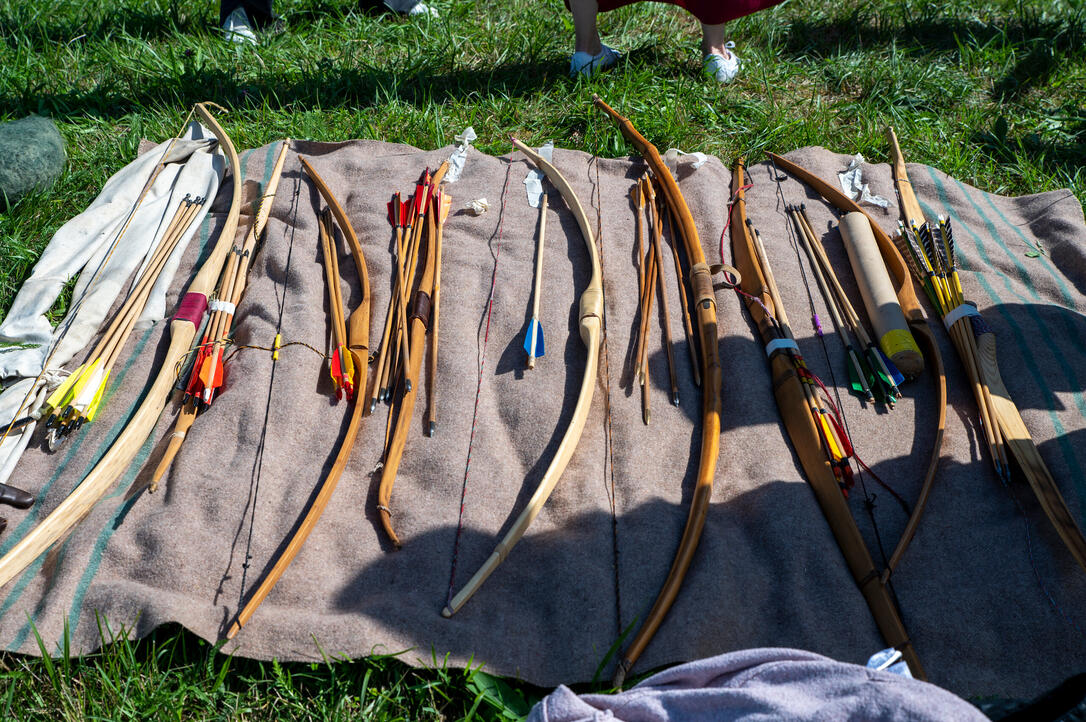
569;0;619;76
701;22;731;58
570;0;602;56
701;21;739;82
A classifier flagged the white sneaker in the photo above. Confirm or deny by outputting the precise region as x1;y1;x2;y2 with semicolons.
407;2;439;17
222;7;257;45
570;44;620;78
383;0;439;16
704;42;740;83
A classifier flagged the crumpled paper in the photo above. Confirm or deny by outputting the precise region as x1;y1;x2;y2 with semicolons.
838;154;890;208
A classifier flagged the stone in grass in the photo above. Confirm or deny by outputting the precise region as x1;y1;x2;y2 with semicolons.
0;116;66;209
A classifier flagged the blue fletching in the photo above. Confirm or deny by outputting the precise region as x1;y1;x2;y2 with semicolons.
523;318;545;358
876;348;906;386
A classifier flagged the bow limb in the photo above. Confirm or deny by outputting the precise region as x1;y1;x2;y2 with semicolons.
375;161;448;547
0;102;242;591
592;96;722;689
883;135;1085;573
227;156;372;638
151;139;290;491
731;160;926;679
766;152;946;580
298;157;371;355
977;331;1086;571
442;140;602;617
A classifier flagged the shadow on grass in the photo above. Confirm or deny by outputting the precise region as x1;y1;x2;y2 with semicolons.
0;58;568;122
768;6;1085;102
971;109;1086;197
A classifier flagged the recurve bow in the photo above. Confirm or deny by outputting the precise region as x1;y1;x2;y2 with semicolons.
766;152;946;579
0;102;243;590
376;161;447;548
442;138;603;617
592;95;723;688
732;158;926;679
227;155;371;638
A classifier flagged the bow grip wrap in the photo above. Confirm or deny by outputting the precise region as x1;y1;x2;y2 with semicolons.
579;287;604;338
172;292;208;326
411;291;432;327
690;262;715;310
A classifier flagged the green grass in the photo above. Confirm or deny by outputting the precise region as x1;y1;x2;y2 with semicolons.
0;620;542;720
0;0;1082;717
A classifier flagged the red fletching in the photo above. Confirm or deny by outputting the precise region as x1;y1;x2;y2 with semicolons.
184;346;210;398
388;193;401;227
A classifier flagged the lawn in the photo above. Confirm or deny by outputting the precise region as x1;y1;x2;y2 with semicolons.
0;0;1082;718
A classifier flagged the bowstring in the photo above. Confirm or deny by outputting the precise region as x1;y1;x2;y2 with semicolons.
589;152;622;639
237;164;300;610
446;147;514;605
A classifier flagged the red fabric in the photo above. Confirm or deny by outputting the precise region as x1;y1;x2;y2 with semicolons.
573;0;782;25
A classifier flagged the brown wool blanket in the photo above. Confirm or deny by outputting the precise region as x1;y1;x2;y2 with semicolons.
1;140;1084;700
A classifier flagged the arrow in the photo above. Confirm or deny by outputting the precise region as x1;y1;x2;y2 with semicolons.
524;193;548;368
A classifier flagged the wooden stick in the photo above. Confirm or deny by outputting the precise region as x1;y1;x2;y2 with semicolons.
651;195;679;406
664;204;700;388
426;192;451;436
392;219;414;393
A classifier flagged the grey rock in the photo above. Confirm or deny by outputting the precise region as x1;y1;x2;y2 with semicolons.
0;116;66;208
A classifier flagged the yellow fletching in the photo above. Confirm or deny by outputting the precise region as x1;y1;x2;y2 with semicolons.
45;364;85;410
341;344;354;381
65;359;103;410
85;370;110;422
819;414;844;461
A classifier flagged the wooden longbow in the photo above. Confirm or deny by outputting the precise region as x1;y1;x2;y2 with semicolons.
766;152;946;579
0;102;242;590
227;155;371;638
442;138;603;617
592;96;723;688
375;163;447;548
732;159;926;679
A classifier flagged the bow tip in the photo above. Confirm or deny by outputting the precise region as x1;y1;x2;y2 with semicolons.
225;622;241;640
440;605;454;619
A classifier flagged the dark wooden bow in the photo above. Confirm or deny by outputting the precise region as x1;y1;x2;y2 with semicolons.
732;158;926;679
593;95;723;688
766;152;946;579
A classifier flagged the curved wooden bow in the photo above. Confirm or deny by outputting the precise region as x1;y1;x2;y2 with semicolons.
0;102;242;590
592;95;723;688
766;152;946;579
227;155;371;638
732;159;926;679
376;162;447;548
442;138;603;617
